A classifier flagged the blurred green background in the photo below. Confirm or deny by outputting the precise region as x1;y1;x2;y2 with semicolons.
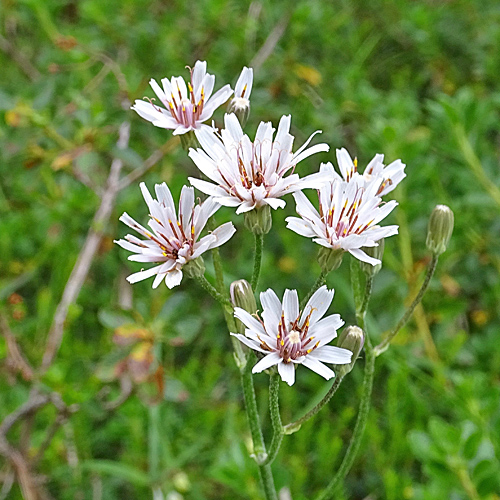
1;0;500;499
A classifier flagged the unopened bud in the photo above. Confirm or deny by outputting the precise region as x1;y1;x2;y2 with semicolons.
426;205;454;256
360;239;384;276
179;130;200;152
172;471;190;493
227;97;250;127
334;325;365;377
230;279;257;334
244;205;272;235
317;247;344;273
183;257;205;279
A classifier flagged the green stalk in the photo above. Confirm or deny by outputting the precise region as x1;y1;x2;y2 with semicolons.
262;371;283;465
315;265;374;499
315;337;375;500
194;275;231;308
283;375;343;435
240;356;278;500
251;233;264;291
300;271;327;309
374;254;438;356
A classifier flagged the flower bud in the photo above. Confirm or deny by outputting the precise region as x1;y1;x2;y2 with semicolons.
172;471;190;493
317;247;344;273
359;239;384;277
183;257;205;279
227;96;250;127
426;205;454;256
230;279;257;334
244;205;272;235
334;325;365;378
179;130;200;152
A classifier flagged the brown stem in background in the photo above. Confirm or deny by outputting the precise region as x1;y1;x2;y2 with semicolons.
40;116;130;373
0;313;34;381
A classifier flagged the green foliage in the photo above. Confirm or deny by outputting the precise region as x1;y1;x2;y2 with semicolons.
2;0;500;499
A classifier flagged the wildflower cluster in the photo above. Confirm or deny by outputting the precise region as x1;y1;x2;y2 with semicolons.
117;59;452;500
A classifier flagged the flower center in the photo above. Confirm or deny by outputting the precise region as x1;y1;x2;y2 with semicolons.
288;330;301;344
274;309;319;363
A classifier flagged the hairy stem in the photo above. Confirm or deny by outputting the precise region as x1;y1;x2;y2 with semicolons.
283;375;343;435
262;371;283;465
315;337;375;500
251;233;264;291
194;275;231;308
240;357;278;499
374;254;438;356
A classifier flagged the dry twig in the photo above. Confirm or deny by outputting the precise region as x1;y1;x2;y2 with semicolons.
0;312;34;381
40;117;131;372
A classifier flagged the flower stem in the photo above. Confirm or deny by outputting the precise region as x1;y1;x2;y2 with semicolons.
240;356;278;499
315;336;375;500
300;271;327;309
258;465;278;500
314;263;375;499
356;276;373;329
251;233;264;291
194;275;231;308
241;356;267;461
373;254;438;356
283;375;343;435
262;371;283;465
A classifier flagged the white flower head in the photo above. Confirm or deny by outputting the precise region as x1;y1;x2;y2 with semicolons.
231;286;352;386
131;61;233;135
188;113;330;214
227;67;253;126
332;147;406;197
115;182;236;289
234;66;253;101
286;164;399;265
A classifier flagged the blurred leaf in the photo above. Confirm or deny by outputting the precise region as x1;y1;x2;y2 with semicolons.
80;460;151;487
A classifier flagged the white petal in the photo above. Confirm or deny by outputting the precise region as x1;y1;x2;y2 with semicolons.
310;346;352;364
208;222;236;249
235;201;256;214
278;362;295;386
301;286;334;326
188;177;227;198
311;314;345;345
126;264;164;284
165;269;183;288
234;307;267;336
155;183;175;212
293;142;329;165
201;85;233;120
235;66;253;98
285;217;317;238
152;271;166;289
301;357;335;380
348;248;380;265
283;289;299;325
252;352;282;373
264;197;286;210
230;333;268;353
260;289;282;337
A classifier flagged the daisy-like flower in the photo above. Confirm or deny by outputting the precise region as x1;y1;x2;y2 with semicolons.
115;182;236;288
331;147;406;197
286;164;398;265
231;286;352;385
131;60;233;135
188;113;330;214
227;66;253;125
